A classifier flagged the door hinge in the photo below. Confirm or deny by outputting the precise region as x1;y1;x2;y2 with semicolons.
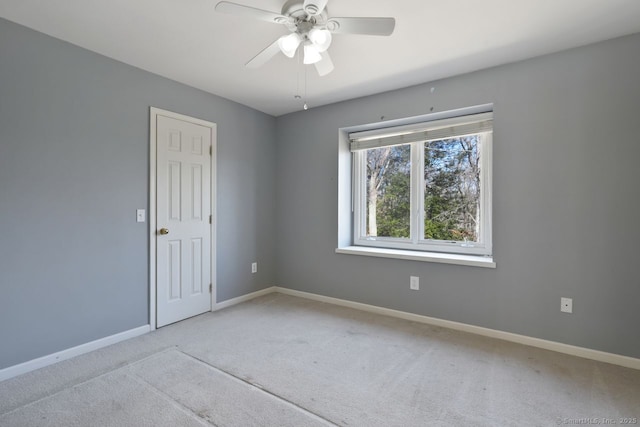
209;284;212;293
209;215;212;224
210;145;212;156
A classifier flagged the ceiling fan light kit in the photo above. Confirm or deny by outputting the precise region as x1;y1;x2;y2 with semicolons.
215;0;395;76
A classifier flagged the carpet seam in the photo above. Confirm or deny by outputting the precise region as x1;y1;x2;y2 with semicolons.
177;350;339;426
127;372;218;427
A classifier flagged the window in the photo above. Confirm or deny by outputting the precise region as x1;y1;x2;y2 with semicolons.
350;112;492;257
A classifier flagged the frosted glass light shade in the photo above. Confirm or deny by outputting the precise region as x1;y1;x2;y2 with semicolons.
308;28;332;52
303;43;322;64
278;33;302;58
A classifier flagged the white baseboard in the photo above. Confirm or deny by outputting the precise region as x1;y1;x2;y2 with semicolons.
0;286;275;383
213;286;277;311
0;325;151;382
4;285;637;383
273;287;640;371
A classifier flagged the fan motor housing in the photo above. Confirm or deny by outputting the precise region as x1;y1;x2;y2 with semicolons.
282;0;328;24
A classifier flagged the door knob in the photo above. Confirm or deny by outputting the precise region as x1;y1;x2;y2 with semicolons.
159;228;169;235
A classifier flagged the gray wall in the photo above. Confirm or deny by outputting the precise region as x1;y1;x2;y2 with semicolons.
2;15;639;371
0;18;277;369
275;33;640;359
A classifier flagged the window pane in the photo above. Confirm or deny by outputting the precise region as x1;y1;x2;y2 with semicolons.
424;136;481;242
366;145;411;238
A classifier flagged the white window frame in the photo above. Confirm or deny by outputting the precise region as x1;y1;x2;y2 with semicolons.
351;112;493;257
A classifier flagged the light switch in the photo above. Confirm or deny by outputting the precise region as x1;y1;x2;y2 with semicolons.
136;209;145;223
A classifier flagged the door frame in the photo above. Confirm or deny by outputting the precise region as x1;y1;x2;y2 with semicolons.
149;107;217;330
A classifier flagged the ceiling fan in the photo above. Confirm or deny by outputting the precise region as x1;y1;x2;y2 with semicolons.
215;0;396;76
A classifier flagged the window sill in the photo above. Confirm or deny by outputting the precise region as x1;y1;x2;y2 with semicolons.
335;246;496;268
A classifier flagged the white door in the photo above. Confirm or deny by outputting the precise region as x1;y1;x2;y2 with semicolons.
155;113;212;327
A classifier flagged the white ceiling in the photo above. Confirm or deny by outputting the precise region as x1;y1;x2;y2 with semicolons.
1;0;639;116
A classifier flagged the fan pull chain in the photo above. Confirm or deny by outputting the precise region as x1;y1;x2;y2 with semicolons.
293;46;308;110
294;50;309;111
303;64;308;110
296;48;301;97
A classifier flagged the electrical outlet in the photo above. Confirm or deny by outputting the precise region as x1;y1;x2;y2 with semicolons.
560;297;573;313
251;262;257;274
410;276;419;290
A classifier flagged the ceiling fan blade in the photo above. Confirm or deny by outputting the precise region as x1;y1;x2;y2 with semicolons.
327;17;396;36
303;0;328;16
245;38;282;68
215;1;289;24
314;51;334;76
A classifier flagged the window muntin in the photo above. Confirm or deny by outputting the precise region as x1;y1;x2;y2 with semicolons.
352;113;492;256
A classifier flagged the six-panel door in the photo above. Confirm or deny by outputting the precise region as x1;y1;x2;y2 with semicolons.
156;114;212;327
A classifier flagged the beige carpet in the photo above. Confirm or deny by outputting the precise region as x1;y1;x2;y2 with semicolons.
1;293;639;426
